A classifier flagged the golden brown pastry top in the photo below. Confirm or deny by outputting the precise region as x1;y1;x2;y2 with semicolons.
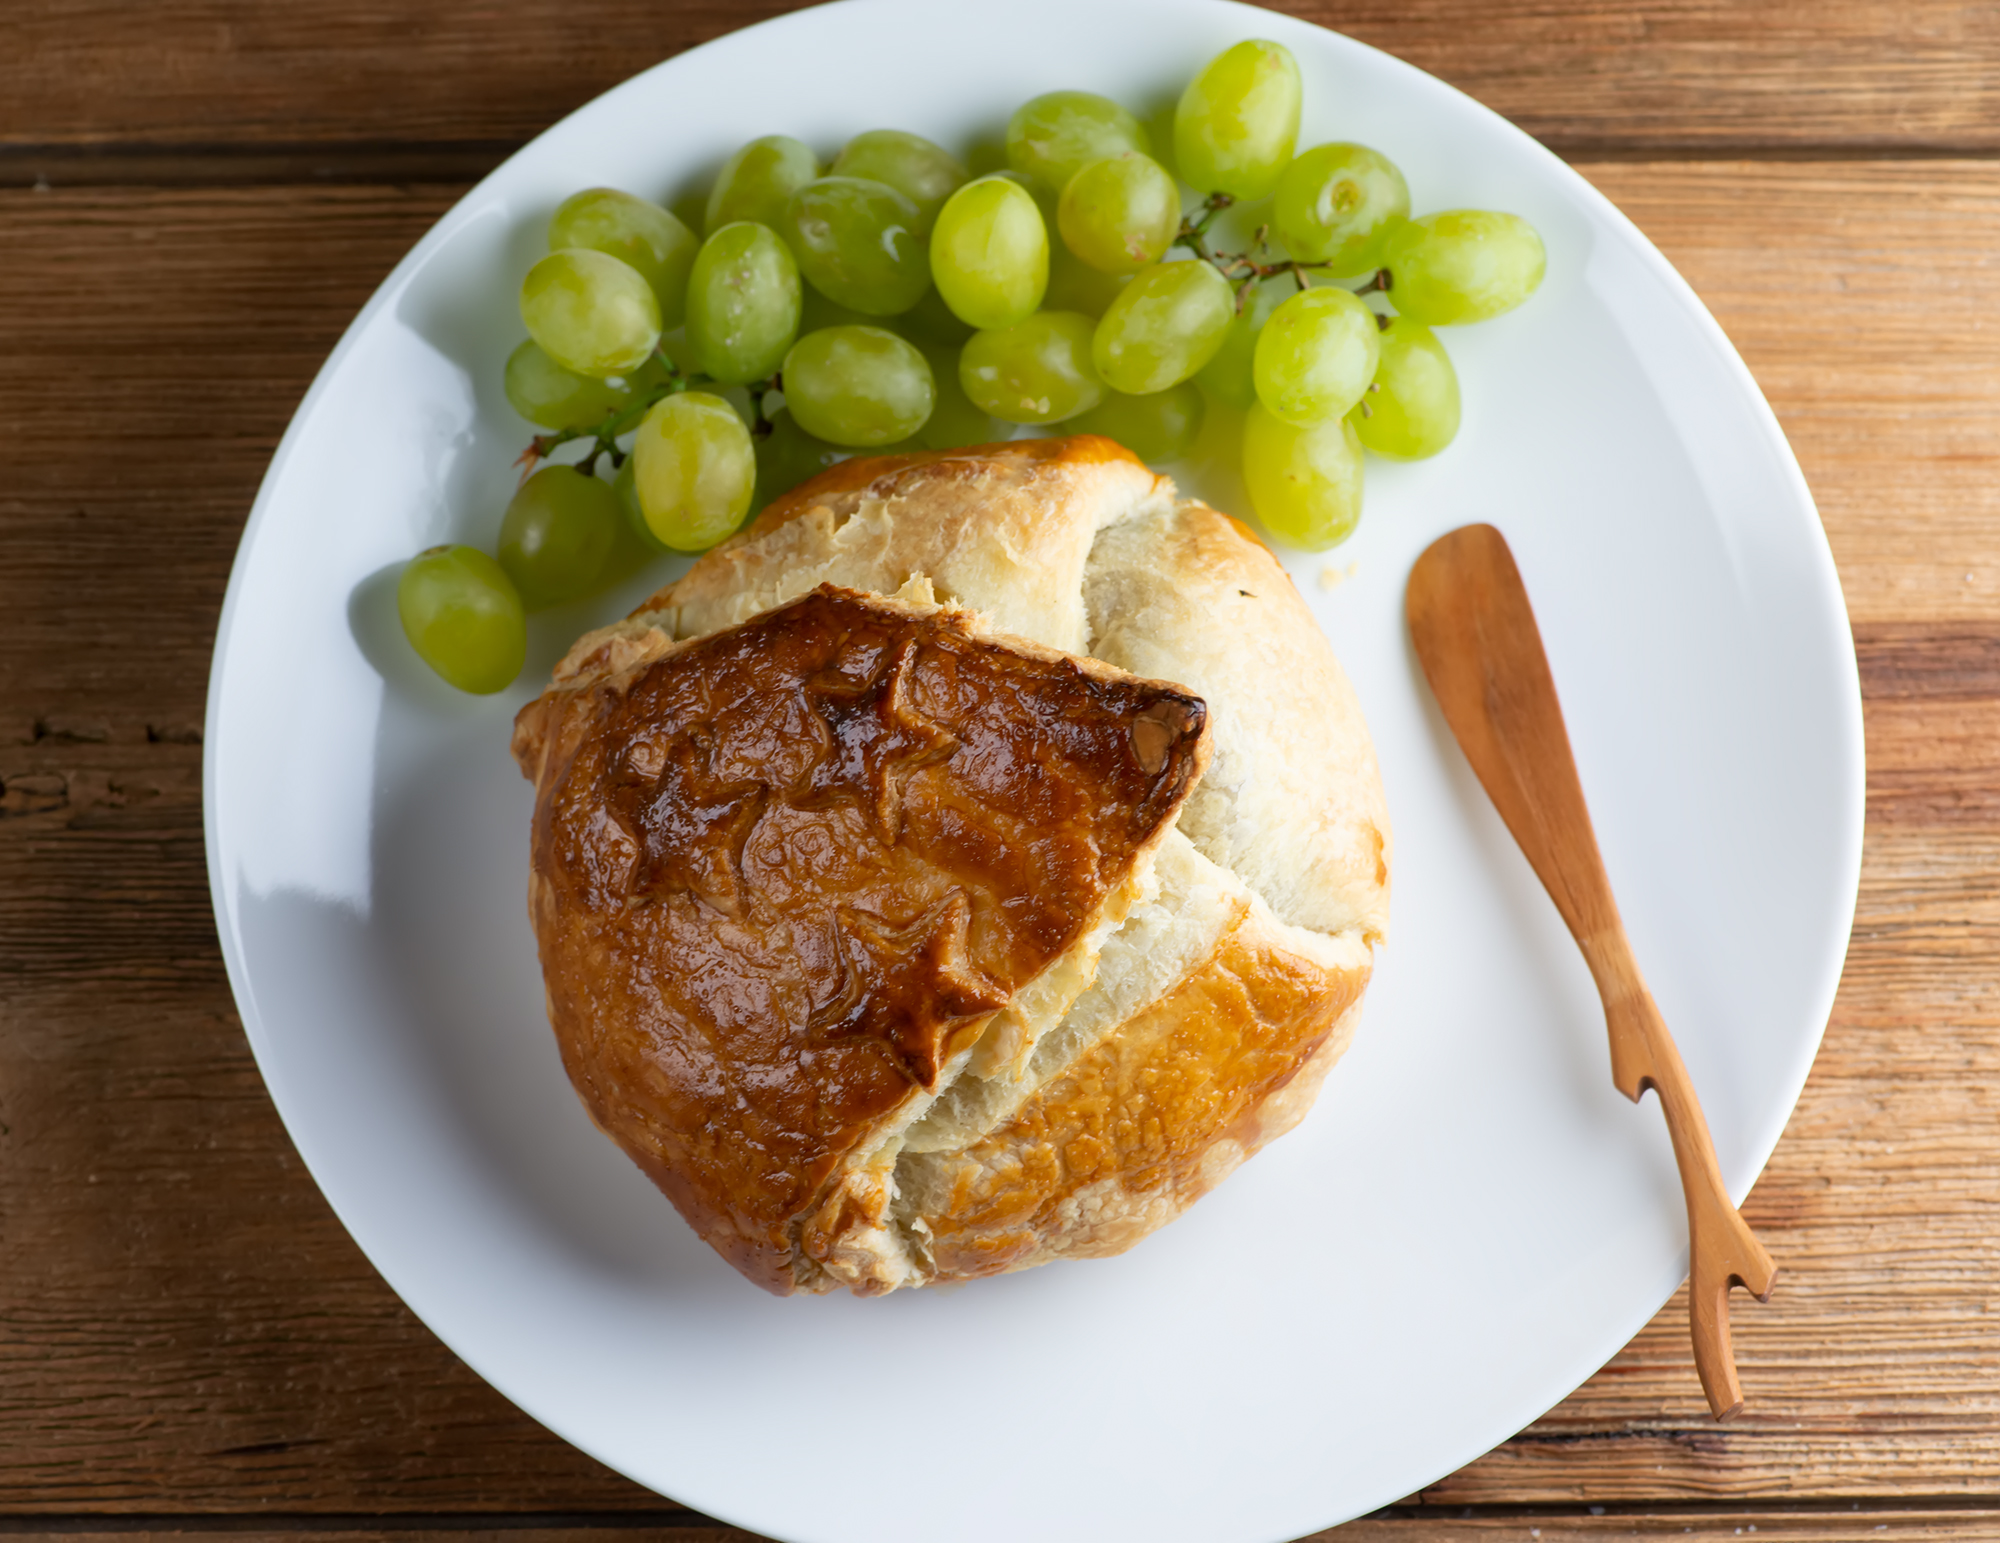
514;585;1208;1289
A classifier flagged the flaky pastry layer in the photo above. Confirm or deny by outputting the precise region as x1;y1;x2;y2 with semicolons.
514;436;1391;1293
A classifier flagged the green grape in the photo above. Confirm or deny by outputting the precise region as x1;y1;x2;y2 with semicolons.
1349;316;1460;459
520;248;662;378
397;545;527;694
1194;277;1285;409
503;339;633;429
496;464;622;610
960;311;1104;424
916;342;1000;449
802;281;973;349
612;458;669;555
1070;381;1206;463
1175;40;1302;201
1242;403;1364;550
899;283;977;347
1092;260;1234;395
782;326;935;447
594;460;666;588
594;498;665;587
1045;237;1128;317
632;392;756;551
1252;285;1381;424
997;170;1125;317
930;175;1048;329
783;177;931;316
706;135;820;233
548;188;699;329
799;286;874;334
1273;144;1409;277
685;221;802;385
1383;210;1546;325
754;409;845;509
831;130;968;236
998;169;1054;214
1006;91;1152;190
1057;152;1182;275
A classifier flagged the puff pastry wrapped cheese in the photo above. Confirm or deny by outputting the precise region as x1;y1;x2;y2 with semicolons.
512;436;1390;1294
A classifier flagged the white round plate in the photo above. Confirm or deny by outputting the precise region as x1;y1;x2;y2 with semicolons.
204;3;1863;1539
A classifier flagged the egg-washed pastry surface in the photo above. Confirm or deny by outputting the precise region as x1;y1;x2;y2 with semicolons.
513;436;1391;1294
513;584;1207;1291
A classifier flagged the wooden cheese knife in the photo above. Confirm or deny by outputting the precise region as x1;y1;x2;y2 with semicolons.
1405;521;1777;1420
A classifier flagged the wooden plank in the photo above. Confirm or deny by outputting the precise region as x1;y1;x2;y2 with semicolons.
4;170;2000;1510
4;1515;2000;1543
1577;162;2000;628
0;976;658;1509
1343;1513;2000;1540
0;185;439;751
1856;627;2000;823
1857;625;2000;703
1861;695;2000;826
0;1532;753;1543
5;1;2000;173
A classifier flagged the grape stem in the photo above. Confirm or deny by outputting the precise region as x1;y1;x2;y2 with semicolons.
1174;193;1391;315
518;349;779;479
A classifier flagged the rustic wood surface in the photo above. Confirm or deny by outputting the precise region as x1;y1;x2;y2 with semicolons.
3;1;1997;1538
5;0;1999;164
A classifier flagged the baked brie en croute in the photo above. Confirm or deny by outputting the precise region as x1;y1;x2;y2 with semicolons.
511;436;1391;1294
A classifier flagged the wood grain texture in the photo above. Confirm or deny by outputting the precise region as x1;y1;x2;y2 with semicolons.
9;1517;2000;1543
1341;1513;2000;1540
4;0;2000;174
4;165;2000;1518
1579;161;2000;628
0;181;680;1513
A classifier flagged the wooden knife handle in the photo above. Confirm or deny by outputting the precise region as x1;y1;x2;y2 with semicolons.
1407;522;1777;1419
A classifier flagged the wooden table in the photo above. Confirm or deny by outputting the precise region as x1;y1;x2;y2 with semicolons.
4;2;1996;1538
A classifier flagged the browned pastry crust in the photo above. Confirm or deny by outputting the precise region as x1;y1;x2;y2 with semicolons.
904;898;1368;1281
513;584;1209;1292
514;436;1391;1295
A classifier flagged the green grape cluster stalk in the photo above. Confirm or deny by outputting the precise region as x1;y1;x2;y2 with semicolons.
397;38;1546;694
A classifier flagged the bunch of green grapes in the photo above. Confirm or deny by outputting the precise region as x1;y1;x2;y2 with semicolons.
398;43;1545;692
1099;41;1540;551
